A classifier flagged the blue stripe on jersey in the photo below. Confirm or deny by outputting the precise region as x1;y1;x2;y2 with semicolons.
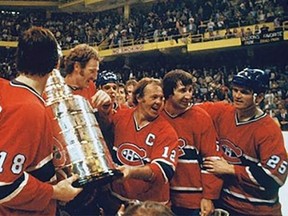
112;149;122;165
156;161;174;181
0;174;24;199
180;148;199;160
241;156;280;193
170;189;202;194
28;159;55;182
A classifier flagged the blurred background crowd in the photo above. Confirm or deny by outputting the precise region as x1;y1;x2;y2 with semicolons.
0;0;288;130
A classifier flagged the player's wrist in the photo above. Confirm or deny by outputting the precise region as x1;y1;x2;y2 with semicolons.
229;164;235;175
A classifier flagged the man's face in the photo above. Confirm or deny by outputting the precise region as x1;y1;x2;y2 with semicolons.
126;84;135;106
169;81;193;111
78;58;99;88
101;82;118;103
117;86;126;105
137;83;164;120
232;85;255;110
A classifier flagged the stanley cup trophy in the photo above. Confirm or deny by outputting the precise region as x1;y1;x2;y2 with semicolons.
45;69;122;188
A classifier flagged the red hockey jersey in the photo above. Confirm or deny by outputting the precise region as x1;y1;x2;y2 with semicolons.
111;108;179;203
199;102;287;215
161;105;223;209
70;80;96;107
0;79;56;215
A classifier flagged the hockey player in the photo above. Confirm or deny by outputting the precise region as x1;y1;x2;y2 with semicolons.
201;68;287;215
161;69;223;216
109;77;179;203
0;26;82;215
96;70;128;111
63;43;110;109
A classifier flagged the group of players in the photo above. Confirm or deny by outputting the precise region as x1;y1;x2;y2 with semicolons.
0;26;287;216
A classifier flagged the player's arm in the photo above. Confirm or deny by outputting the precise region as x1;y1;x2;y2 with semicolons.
198;110;223;200
204;130;287;192
95;98;114;132
196;101;228;123
117;125;179;184
235;132;287;192
150;125;179;183
0;108;81;211
0;171;53;211
117;165;154;182
0;172;81;211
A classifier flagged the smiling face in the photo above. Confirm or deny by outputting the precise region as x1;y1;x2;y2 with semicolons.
137;83;164;121
126;84;135;106
169;81;193;111
77;58;99;88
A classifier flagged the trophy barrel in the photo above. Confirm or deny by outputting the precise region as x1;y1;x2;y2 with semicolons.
46;69;122;187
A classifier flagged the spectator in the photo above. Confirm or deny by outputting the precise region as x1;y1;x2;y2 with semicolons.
125;79;138;108
118;82;127;106
276;107;288;131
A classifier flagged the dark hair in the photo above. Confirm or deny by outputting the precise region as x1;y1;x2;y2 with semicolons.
64;44;100;75
163;69;193;99
132;77;162;106
16;26;59;76
123;201;175;216
119;82;125;89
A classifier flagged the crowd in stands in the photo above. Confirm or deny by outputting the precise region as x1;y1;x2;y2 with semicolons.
0;0;287;49
3;45;287;129
0;0;288;130
111;64;288;130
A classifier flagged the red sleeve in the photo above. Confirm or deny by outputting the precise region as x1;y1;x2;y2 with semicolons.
197;101;231;123
2;173;53;211
196;108;223;200
234;125;287;190
0;103;55;211
149;120;179;183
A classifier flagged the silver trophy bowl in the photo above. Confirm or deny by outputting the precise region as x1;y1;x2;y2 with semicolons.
46;69;121;187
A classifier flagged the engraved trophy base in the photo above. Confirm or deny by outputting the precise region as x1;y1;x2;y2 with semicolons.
72;169;123;188
58;170;123;216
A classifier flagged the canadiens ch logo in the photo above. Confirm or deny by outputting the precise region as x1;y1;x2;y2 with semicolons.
219;139;243;164
117;143;147;166
178;138;186;157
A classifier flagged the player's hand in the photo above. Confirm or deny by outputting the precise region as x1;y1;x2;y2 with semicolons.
116;204;126;216
203;157;235;175
116;165;131;181
91;90;111;109
52;174;82;202
200;198;214;216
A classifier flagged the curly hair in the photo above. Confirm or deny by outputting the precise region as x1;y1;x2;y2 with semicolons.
64;44;100;75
